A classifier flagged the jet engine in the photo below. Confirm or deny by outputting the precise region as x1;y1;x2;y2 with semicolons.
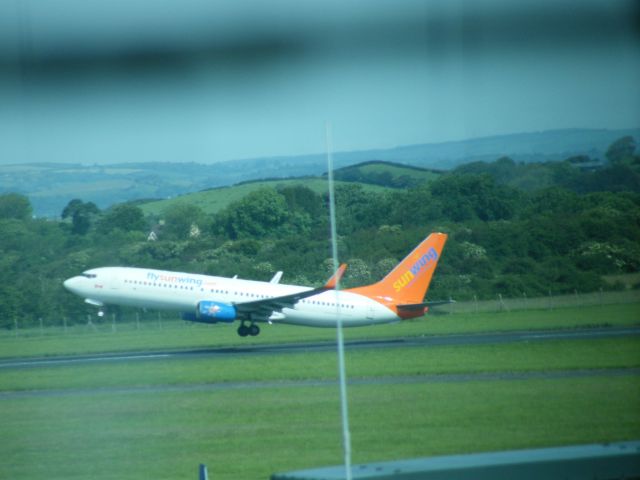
182;301;236;324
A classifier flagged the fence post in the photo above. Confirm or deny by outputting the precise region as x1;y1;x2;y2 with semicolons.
87;314;97;332
39;317;44;336
599;287;604;306
473;295;478;314
498;294;509;312
14;318;18;337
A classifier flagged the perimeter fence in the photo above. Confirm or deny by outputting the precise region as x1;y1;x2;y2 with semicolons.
436;289;640;315
3;310;192;339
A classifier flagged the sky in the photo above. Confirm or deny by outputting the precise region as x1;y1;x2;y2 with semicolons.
0;0;639;165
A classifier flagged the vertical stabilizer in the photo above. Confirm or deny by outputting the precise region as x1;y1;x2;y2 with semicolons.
348;232;447;305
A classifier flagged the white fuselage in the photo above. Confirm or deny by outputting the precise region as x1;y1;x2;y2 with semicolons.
63;267;400;327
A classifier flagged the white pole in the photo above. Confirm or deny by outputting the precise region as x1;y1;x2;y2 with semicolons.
326;122;352;480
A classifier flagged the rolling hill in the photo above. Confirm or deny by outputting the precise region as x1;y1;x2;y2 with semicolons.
1;128;637;217
138;165;424;217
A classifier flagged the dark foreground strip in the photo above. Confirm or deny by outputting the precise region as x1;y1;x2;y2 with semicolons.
1;367;638;400
272;441;640;480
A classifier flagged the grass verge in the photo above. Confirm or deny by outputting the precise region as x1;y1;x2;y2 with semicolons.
1;377;638;480
0;338;638;392
1;302;638;359
1;304;638;479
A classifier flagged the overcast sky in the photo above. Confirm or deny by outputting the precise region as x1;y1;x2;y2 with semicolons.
0;0;638;165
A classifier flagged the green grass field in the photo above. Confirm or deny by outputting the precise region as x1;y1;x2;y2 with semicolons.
139;179;391;216
3;377;637;480
0;337;638;391
1;304;639;479
2;301;638;359
356;161;441;179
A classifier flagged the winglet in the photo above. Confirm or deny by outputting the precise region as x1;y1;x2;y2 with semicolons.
270;271;283;284
324;263;347;290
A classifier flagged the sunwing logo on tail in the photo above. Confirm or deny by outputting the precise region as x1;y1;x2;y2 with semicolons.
392;247;439;292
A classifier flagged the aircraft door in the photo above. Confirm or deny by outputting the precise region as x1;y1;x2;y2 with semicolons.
366;305;375;320
108;270;119;291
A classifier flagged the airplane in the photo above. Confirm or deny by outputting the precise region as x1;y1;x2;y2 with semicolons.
63;232;448;337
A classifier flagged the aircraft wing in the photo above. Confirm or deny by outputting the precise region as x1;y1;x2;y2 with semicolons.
234;264;347;322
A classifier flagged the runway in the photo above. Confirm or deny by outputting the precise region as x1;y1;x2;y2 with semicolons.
1;326;638;370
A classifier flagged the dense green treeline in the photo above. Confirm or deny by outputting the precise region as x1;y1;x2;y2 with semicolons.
1;138;639;327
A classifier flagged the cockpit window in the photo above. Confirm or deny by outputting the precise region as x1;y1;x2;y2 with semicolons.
81;273;97;279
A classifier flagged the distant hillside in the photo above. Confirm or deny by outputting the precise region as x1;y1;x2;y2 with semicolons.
330;160;442;188
136;161;440;217
372;128;640;167
0;162;240;218
1;128;637;217
228;127;640;174
139;177;392;217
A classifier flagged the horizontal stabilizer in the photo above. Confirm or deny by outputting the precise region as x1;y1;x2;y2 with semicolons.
397;298;455;314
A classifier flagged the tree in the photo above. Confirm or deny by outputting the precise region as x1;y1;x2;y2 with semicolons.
62;199;100;235
388;185;442;226
525;187;581;217
278;185;322;217
331;184;387;232
97;204;147;234
430;174;519;222
162;204;205;240
343;258;372;287
606;136;637;165
216;188;289;239
0;284;23;329
0;193;32;220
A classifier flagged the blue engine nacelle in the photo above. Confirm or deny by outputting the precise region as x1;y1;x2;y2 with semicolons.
198;301;237;323
182;301;237;324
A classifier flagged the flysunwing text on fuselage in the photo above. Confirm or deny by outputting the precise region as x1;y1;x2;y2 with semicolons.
63;233;447;337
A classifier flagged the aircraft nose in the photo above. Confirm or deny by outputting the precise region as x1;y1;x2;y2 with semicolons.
63;277;79;293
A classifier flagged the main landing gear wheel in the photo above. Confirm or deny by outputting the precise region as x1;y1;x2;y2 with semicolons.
237;324;249;337
237;323;260;337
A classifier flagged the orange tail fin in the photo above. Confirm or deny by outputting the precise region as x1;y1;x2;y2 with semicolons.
348;232;447;305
